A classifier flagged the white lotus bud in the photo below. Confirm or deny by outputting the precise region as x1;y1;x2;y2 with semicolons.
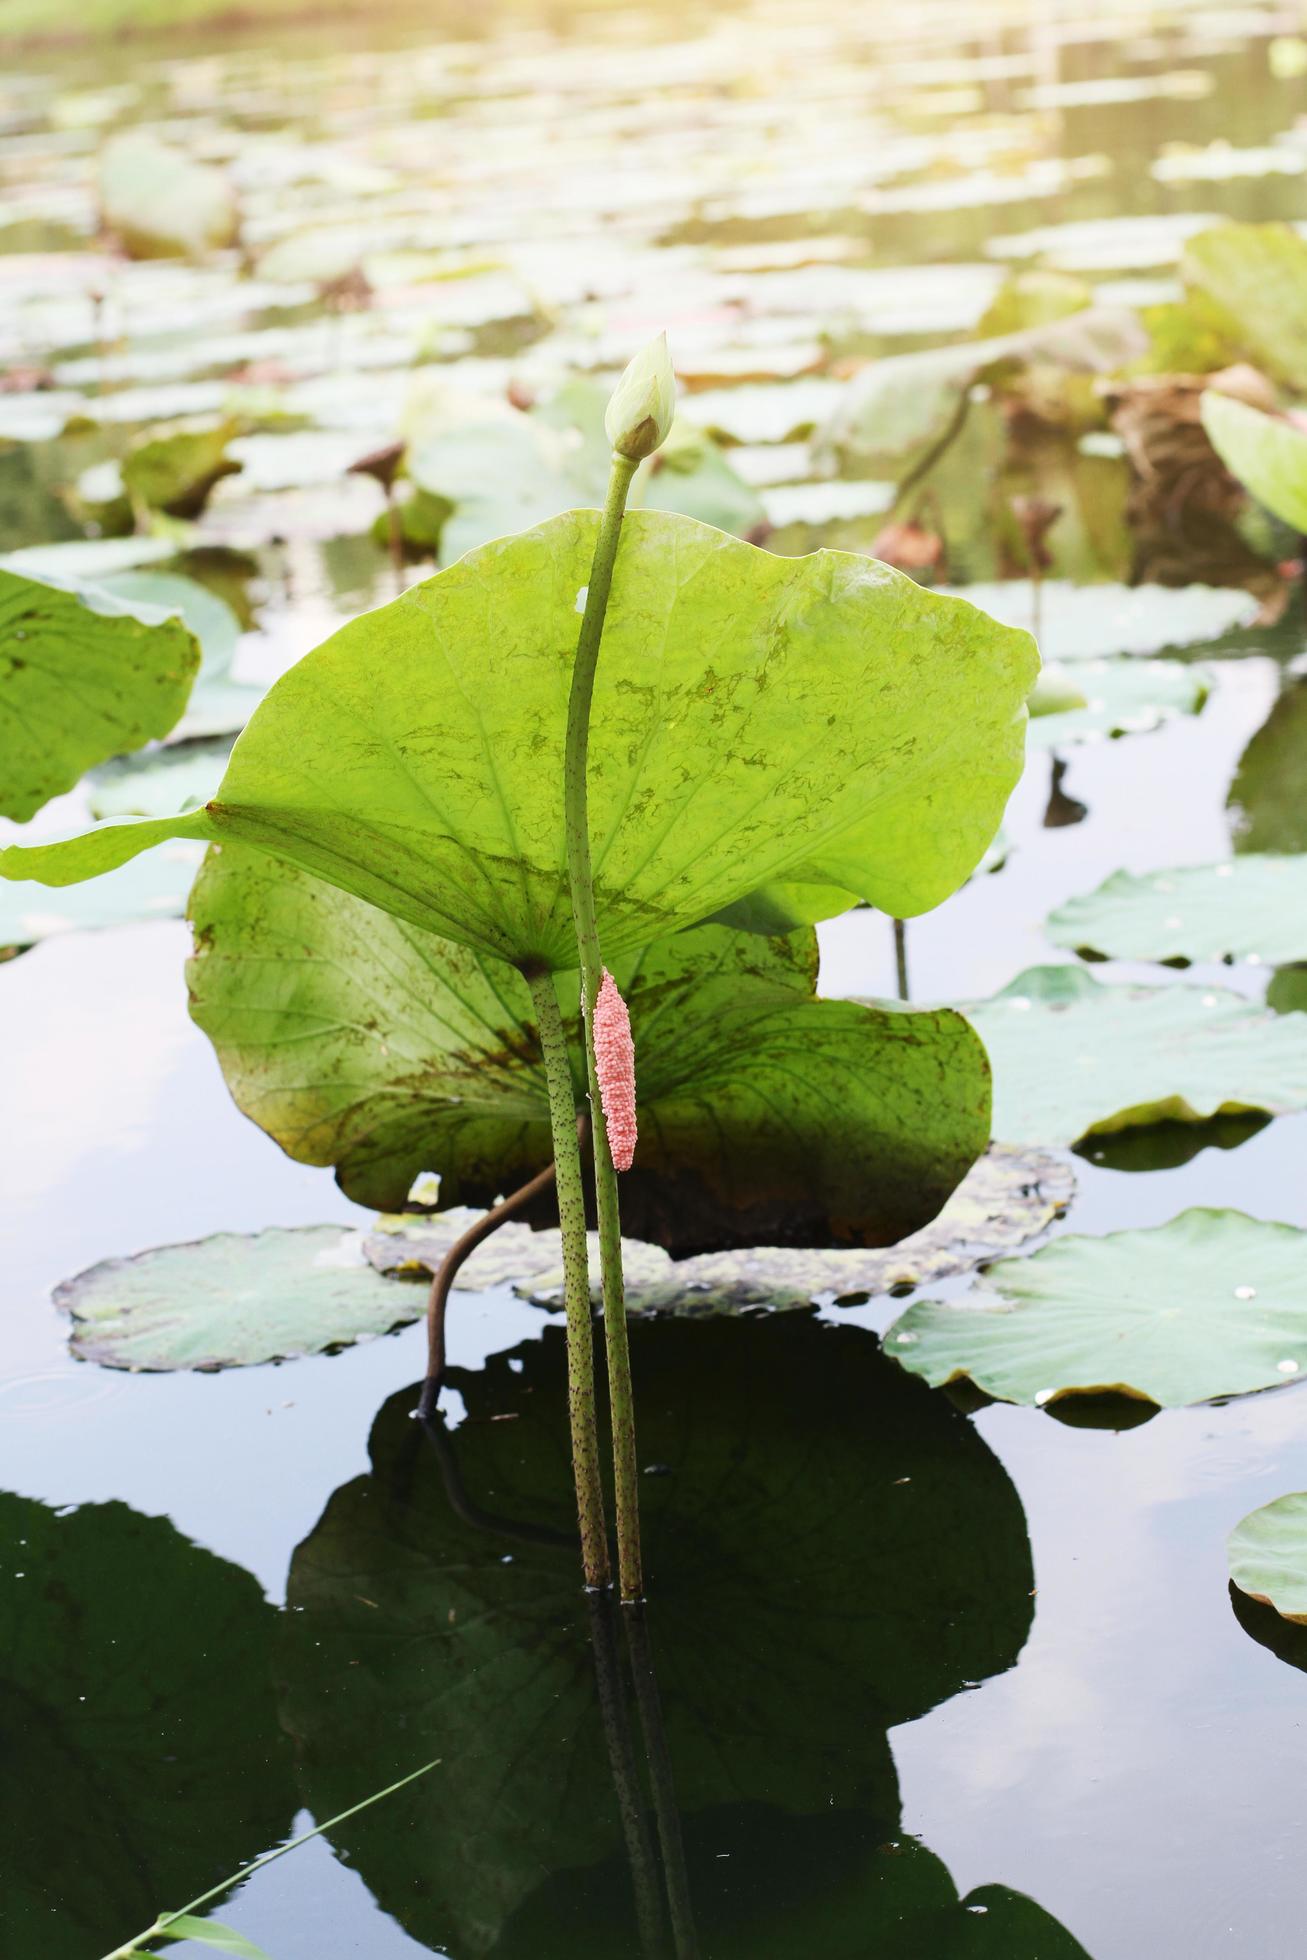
604;333;676;462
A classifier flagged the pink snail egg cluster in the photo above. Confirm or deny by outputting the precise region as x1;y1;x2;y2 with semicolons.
594;969;637;1171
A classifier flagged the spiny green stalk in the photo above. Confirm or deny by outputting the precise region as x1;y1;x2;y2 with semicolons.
565;447;644;1601
526;966;611;1589
100;1758;439;1959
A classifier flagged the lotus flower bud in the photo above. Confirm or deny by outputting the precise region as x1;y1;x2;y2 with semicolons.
593;969;637;1171
604;332;675;462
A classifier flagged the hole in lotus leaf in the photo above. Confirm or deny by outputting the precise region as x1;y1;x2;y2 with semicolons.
886;1209;1307;1409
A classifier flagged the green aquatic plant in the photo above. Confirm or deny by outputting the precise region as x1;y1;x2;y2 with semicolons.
0;341;1036;1592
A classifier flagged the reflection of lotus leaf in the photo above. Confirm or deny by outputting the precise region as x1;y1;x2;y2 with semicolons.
280;1314;1034;1957
0;1492;294;1960
1228;679;1307;856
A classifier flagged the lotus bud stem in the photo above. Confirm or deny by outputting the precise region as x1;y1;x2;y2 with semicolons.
604;332;676;463
593;970;637;1172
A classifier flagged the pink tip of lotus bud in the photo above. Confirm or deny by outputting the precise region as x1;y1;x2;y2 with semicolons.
593;969;637;1172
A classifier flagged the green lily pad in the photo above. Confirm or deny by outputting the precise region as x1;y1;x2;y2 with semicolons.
91;571;259;741
1229;680;1307;854
1183;223;1307;390
1047;857;1307;965
87;737;232;819
365;1142;1074;1313
965;964;1307;1147
58;1223;421;1370
1027;657;1209;747
99;130;240;260
0;1492;294;1960
0;511;1038;977
1268;965;1307;1015
0;568;200;823
1201;391;1307;534
186;845;991;1251
1228;1494;1307;1624
0;840;205;958
280;1313;1036;1956
886;1208;1307;1408
938;579;1259;660
121;420;243;519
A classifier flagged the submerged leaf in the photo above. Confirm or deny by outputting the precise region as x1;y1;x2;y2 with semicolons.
0;512;1037;969
280;1314;1036;1955
965;964;1307;1146
1228;1493;1307;1625
1047;857;1307;965
886;1208;1307;1408
186;846;991;1251
0;569;200;823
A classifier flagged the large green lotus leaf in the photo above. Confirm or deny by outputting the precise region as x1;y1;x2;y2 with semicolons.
0;1492;294;1960
1228;1493;1307;1625
366;1143;1075;1313
1047;857;1307;965
58;1223;423;1370
0;839;205;959
0;511;1037;968
280;1313;1034;1956
966;964;1307;1147
1229;680;1307;854
886;1208;1307;1408
1200;391;1307;533
186;844;991;1251
0;568;200;822
937;579;1259;661
1183;224;1307;390
1027;657;1209;748
99;130;240;260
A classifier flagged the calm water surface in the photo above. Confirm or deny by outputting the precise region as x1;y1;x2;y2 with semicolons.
4;3;1307;1955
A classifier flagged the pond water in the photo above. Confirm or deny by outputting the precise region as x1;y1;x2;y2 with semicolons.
4;2;1307;1955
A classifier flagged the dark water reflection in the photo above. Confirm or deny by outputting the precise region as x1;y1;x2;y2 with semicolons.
279;1316;1085;1956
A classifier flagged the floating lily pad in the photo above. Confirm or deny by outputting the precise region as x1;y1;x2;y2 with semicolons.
0;511;1037;972
0;841;204;959
1229;680;1307;854
1;536;179;580
365;1143;1074;1313
280;1313;1035;1956
1047;857;1307;966
1027;657;1209;747
938;579;1259;660
187;846;991;1252
1229;1494;1307;1624
965;965;1307;1147
1;1492;294;1960
886;1209;1307;1408
121;420;243;519
0;568;200;822
58;1224;417;1371
99;131;240;260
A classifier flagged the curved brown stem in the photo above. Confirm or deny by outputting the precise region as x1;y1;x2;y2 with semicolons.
415;1158;558;1421
414;1113;589;1422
